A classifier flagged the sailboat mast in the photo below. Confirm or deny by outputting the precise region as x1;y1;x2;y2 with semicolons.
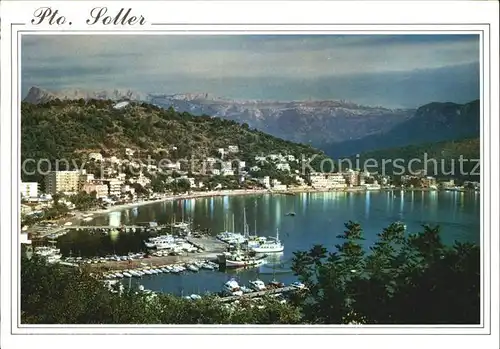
243;207;248;238
232;214;235;233
254;200;257;237
276;228;279;241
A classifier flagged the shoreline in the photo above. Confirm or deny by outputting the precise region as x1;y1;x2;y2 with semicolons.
52;186;476;227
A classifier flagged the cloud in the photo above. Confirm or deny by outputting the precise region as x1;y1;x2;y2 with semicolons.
21;34;480;106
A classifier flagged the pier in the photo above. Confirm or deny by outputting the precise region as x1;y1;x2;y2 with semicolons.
63;225;169;230
218;286;299;303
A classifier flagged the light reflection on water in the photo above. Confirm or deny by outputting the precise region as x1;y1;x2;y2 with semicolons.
67;191;479;295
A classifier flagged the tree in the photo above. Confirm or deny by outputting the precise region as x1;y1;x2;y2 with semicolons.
21;256;301;324
20;222;479;325
291;223;480;324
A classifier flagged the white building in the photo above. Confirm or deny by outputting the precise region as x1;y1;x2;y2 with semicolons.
255;156;267;163
125;148;135;156
221;161;233;171
88;152;103;162
21;182;38;198
130;173;150;188
271;179;287;191
121;185;135;195
237;160;246;169
276;163;291;172
162;161;180;170
222;169;235;176
104;178;123;197
309;172;347;189
250;166;261;172
211;169;221;176
227;145;239;153
259;176;271;189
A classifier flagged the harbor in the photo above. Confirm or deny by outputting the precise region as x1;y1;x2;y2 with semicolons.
27;190;480;298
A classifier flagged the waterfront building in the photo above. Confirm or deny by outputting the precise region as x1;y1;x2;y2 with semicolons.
44;170;80;195
103;178;123;197
272;179;287;191
343;169;361;187
309;172;347;189
20;182;38;198
259;176;271;189
82;181;109;198
421;176;437;188
463;181;480;190
78;171;95;189
121;184;135;195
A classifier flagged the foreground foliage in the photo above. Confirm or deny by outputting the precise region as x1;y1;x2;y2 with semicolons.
291;222;480;324
21;222;479;324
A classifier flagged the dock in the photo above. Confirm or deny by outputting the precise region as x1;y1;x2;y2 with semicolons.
186;236;227;253
63;225;169;230
218;286;298;303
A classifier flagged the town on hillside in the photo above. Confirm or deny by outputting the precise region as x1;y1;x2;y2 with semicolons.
21;144;480;235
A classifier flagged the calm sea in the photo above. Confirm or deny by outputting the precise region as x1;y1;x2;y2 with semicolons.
57;190;480;295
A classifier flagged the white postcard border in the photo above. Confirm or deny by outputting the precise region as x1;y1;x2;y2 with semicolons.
1;1;498;348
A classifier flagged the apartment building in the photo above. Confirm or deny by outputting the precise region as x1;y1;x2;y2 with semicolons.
20;182;39;198
343;169;361;187
103;178;123;197
309;172;347;189
45;171;81;195
82;181;109;199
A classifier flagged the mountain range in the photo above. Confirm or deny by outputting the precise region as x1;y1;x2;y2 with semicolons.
23;86;480;159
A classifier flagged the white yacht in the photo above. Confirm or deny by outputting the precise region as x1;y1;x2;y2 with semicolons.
34;246;63;261
249;279;267;291
251;228;284;253
223;251;267;268
223;278;243;296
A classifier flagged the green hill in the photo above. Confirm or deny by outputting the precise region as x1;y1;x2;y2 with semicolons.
348;137;480;180
21;99;329;183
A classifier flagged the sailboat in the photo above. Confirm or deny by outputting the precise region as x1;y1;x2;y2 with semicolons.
251;228;284;253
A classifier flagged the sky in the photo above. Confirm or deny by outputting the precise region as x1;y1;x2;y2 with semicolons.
21;34;480;108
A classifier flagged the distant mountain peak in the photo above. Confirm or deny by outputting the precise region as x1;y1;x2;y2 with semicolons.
23;86;147;104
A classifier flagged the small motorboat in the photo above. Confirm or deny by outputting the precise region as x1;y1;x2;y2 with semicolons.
249;279;267;291
187;264;199;272
268;280;285;289
201;263;214;270
240;286;253;294
285;212;296;216
290;281;306;290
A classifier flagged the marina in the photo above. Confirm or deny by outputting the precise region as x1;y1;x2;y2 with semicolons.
29;191;480;297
